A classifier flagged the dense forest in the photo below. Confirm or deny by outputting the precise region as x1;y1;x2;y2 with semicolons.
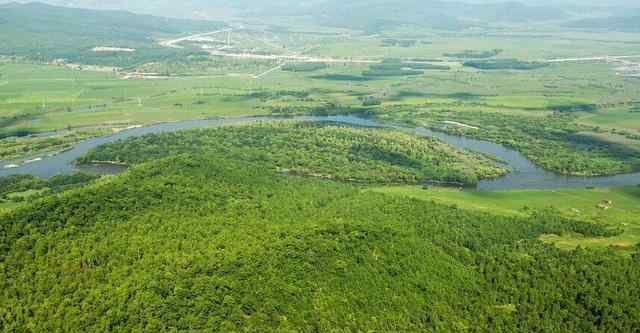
463;59;550;71
363;59;427;77
381;38;418;47
78;121;507;186
382;108;640;176
0;173;99;202
444;49;502;59
1;151;638;331
281;62;328;72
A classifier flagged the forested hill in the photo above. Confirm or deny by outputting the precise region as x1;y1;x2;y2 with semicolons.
1;153;639;331
76;122;508;186
1;1;569;33
1;123;639;331
0;2;225;65
0;0;323;19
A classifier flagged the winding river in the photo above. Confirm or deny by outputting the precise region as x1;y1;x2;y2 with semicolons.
2;115;640;191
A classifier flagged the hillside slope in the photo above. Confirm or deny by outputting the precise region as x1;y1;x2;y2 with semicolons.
0;2;224;66
1;124;639;331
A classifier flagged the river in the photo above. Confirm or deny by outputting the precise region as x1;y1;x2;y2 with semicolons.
2;115;640;191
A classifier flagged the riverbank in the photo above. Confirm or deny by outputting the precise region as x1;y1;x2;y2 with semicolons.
1;115;640;190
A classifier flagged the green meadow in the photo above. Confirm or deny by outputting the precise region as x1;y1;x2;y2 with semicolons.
0;63;271;132
371;186;640;252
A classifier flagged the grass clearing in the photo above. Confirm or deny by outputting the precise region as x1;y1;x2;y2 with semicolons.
0;201;21;213
6;188;49;199
370;185;640;251
578;107;640;132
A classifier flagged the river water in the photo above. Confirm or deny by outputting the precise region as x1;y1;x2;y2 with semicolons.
2;115;640;191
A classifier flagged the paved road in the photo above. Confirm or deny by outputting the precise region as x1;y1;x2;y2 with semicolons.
547;55;640;63
207;50;379;64
160;29;233;49
253;62;287;79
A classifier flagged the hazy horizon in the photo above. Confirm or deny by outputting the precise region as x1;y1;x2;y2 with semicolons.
2;0;639;19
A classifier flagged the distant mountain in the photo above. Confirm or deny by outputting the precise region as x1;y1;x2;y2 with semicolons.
565;11;640;32
311;0;568;32
463;1;568;22
460;0;639;7
0;0;323;20
7;0;636;35
0;2;224;65
0;1;570;27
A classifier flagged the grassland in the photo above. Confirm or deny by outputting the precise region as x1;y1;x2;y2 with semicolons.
3;27;639;128
1;61;637;128
306;29;640;59
1;18;640;173
0;201;21;215
0;62;271;132
578;106;640;132
371;185;640;252
0;129;110;161
5;188;48;200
